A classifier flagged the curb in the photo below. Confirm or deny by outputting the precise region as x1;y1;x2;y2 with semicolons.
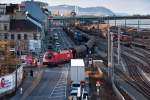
20;71;43;100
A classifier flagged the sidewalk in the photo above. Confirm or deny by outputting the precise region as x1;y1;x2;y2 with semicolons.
10;77;33;100
10;70;43;100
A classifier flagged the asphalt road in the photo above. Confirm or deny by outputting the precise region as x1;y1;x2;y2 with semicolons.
26;27;73;100
26;64;69;100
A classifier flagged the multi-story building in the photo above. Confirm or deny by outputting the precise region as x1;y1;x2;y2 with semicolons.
0;15;10;32
0;0;51;54
0;4;6;15
0;3;42;55
10;19;41;54
20;0;50;51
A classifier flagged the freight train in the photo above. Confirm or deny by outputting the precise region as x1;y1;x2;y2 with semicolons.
63;27;88;45
113;33;132;46
43;36;96;65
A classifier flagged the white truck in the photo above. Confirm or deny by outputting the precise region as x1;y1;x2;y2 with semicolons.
70;59;85;83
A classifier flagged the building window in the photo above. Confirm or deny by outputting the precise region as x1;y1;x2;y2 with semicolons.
17;34;21;40
4;33;8;39
4;24;8;30
24;34;28;40
33;34;37;40
11;34;15;40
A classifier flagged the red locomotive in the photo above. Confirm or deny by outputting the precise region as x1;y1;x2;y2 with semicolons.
43;50;74;65
43;33;96;65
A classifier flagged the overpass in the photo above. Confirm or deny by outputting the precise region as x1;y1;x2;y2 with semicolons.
48;15;150;21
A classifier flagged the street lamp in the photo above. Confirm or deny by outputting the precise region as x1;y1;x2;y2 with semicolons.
110;32;114;83
107;17;111;79
107;16;114;83
117;26;121;65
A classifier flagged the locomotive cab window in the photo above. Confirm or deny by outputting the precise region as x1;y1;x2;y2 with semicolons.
46;53;53;59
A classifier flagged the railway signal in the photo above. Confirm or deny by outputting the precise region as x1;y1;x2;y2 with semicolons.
96;81;101;95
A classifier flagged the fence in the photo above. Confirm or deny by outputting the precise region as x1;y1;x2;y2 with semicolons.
0;65;23;97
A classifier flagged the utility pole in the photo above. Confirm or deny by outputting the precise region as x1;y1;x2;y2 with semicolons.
125;18;127;34
110;32;114;82
15;40;18;91
117;26;121;65
107;17;111;79
137;16;140;33
107;16;114;83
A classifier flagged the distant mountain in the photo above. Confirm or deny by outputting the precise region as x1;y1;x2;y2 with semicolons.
48;5;115;16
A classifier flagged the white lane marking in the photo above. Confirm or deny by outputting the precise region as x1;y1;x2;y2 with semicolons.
48;72;63;98
50;95;65;98
49;64;69;99
56;86;65;89
56;85;66;88
52;91;65;95
53;88;65;92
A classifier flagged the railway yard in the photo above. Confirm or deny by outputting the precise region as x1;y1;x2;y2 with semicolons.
74;24;150;100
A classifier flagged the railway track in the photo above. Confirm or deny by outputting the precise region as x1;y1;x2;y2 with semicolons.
97;44;150;99
132;46;150;59
89;36;150;99
123;55;150;99
122;46;150;73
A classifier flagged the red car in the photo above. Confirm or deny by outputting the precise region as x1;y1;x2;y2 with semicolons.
43;50;73;65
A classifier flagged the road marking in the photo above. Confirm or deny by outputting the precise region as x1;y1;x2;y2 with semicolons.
53;88;65;92
51;95;65;98
55;86;66;89
52;91;65;94
49;64;69;99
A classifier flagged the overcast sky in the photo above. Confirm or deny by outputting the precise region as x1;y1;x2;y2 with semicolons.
1;0;150;15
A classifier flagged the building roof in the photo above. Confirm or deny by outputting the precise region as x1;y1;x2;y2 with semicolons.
10;19;41;32
23;1;45;22
71;59;84;67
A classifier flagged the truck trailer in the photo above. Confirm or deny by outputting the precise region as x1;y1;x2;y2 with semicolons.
70;59;85;83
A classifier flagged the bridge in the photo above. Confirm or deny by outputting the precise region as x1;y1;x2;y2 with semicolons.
49;15;150;21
